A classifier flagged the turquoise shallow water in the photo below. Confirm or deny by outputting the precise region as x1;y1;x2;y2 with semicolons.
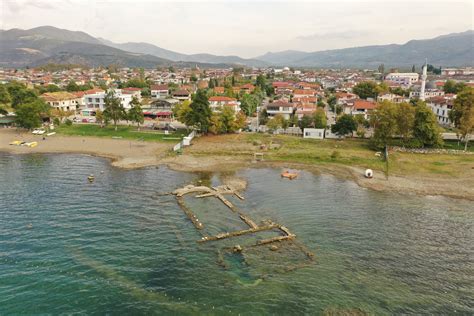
0;153;473;315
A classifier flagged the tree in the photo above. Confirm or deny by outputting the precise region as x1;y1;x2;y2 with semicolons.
378;63;385;75
317;99;325;108
395;102;415;145
299;115;313;129
6;82;38;108
127;96;145;130
103;90;126;131
413;101;443;147
370;101;398;148
449;87;474;151
256;74;266;92
51;108;74;123
412;64;416;72
266;114;285;132
220;106;236;133
240;94;260;116
331;114;357;137
186;90;212;133
313;109;327;128
0;85;11;105
352;81;378;99
95;109;104;127
174;100;193;128
233;112;247;131
66;80;80;92
14;99;49;129
443;80;466;94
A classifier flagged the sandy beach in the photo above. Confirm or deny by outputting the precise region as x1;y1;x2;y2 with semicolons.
1;129;473;200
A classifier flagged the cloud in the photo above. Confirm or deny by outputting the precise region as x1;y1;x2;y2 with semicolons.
4;0;54;13
296;30;372;41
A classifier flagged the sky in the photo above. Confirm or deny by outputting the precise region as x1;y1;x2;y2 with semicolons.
1;0;473;58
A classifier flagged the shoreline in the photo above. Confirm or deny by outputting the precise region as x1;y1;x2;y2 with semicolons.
1;129;473;201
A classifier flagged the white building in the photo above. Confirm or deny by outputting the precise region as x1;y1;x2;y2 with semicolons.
208;96;241;113
303;128;325;139
40;92;82;112
266;101;294;119
427;96;455;126
82;89;133;115
385;73;419;85
150;84;169;99
410;89;444;99
377;93;410;104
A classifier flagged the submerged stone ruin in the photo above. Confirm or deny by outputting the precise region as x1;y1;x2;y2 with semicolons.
171;184;315;276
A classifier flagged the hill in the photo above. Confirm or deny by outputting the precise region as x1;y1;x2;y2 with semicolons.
256;31;474;68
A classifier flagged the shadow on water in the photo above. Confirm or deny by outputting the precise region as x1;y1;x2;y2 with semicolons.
69;247;204;315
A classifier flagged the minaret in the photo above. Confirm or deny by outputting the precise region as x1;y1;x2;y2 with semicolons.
420;58;427;101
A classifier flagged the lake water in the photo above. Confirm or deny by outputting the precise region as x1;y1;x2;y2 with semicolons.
0;153;472;315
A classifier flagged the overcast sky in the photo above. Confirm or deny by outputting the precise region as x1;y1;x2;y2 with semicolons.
1;0;472;58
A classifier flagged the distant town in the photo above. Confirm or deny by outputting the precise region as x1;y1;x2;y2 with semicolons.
1;63;473;150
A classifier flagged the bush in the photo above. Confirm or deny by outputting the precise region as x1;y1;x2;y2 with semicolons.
53;117;60;126
64;119;72;126
330;150;340;159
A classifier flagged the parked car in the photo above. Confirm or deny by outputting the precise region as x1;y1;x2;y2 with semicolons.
82;118;88;123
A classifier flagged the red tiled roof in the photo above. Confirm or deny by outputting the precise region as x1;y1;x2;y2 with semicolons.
173;90;190;96
122;87;141;91
272;81;292;88
293;89;316;95
209;96;237;102
354;100;377;110
151;84;168;90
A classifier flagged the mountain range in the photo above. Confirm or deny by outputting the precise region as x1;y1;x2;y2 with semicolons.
0;26;472;69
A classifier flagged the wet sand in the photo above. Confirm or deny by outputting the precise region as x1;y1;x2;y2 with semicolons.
1;129;473;200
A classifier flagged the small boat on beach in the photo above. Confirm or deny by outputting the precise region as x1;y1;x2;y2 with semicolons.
23;142;38;148
281;170;298;180
9;140;23;145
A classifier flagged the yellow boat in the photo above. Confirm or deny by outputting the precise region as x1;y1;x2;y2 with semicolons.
25;142;38;148
9;140;22;145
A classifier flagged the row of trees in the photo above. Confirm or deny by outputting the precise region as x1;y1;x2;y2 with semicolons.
371;101;443;148
173;90;246;134
99;92;144;131
329;101;444;148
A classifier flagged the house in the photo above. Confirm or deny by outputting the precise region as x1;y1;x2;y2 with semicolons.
172;89;191;101
150;84;169;99
427;96;455;126
239;83;255;94
385;73;419;86
293;96;317;105
336;92;357;104
272;81;294;96
295;104;317;119
303;128;325;139
40;91;82;112
349;99;377;119
144;99;175;120
293;89;316;98
208;96;241;112
377;93;410;104
82;89;133;115
213;87;225;94
122;87;142;101
266;100;294;119
409;89;444;99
